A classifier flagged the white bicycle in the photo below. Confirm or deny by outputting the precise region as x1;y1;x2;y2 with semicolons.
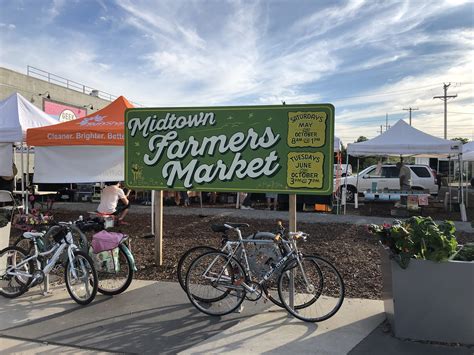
0;223;98;305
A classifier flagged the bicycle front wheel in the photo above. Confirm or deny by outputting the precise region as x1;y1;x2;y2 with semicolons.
0;246;34;298
177;245;217;292
64;250;98;305
186;251;246;316
278;255;344;322
97;244;134;296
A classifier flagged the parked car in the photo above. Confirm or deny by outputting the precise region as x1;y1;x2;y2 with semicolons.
336;164;439;202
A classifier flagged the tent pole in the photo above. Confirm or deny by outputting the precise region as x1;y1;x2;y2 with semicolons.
343;154;350;215
336;152;342;215
20;144;27;214
459;154;467;221
13;145;17;193
448;156;452;211
26;146;30;190
465;160;469;208
355;158;360;209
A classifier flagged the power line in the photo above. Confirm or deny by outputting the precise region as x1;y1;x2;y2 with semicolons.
331;83;441;101
439;111;473;115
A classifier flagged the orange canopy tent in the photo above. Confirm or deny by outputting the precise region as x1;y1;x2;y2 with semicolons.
26;96;134;183
27;96;133;146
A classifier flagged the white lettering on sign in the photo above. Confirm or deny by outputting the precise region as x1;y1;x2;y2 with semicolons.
128;112;216;137
128;111;282;188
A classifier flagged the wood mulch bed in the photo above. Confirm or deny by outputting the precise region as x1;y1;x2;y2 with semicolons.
13;210;470;301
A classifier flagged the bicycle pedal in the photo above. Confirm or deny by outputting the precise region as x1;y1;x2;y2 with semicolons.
233;278;244;286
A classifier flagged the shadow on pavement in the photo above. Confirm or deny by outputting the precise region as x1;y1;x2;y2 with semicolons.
1;281;271;354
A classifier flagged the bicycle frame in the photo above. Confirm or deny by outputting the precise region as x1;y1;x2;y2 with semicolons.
6;231;80;281
203;224;305;295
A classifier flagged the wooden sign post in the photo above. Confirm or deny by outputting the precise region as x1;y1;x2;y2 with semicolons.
153;190;163;265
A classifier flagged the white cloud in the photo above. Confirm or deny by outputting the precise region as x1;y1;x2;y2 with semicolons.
47;0;66;21
0;0;471;141
0;23;16;30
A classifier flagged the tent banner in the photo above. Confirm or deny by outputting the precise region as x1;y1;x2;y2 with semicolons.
34;146;124;183
125;104;334;194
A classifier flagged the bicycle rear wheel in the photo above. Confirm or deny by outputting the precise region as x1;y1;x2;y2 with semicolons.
64;250;98;305
69;225;89;252
245;233;285;308
0;246;34;298
278;255;344;322
186;251;246;316
97;244;134;296
177;245;217;292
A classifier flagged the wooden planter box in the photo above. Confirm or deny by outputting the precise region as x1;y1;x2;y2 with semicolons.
381;249;474;345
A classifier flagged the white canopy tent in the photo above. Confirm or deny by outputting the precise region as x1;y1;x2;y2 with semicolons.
0;93;57;209
0;93;57;143
347;119;462;157
344;119;465;220
0;93;57;176
463;141;474;161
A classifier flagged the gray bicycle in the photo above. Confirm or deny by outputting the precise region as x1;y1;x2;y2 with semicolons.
185;223;345;322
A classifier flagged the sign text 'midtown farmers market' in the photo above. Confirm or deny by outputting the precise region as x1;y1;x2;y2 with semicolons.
125;105;334;195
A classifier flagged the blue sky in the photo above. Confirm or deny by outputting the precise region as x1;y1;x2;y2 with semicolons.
0;0;472;143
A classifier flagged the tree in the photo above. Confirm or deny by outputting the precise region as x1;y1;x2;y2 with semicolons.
356;136;368;143
451;137;469;144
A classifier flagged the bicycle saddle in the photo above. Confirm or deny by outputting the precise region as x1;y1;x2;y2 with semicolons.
23;232;45;239
211;223;250;233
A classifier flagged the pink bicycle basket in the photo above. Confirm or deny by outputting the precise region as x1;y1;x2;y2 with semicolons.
91;230;124;253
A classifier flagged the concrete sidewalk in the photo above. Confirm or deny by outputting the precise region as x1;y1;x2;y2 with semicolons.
1;280;472;354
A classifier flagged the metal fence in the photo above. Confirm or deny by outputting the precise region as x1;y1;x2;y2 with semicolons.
27;65;118;102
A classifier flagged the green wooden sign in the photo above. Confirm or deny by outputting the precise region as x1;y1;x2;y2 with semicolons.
125;104;334;194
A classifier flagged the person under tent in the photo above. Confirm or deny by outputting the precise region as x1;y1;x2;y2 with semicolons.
396;159;411;191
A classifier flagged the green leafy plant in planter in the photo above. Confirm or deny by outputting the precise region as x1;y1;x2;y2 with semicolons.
452;243;474;262
368;216;458;268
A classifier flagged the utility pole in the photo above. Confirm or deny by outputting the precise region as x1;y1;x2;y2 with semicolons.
403;107;419;125
379;125;383;135
433;83;457;139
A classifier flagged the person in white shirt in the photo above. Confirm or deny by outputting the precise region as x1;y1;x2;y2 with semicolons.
97;181;130;223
